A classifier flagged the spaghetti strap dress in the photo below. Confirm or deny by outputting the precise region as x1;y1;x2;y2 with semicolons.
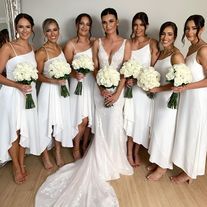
0;47;41;163
148;56;177;169
124;43;153;148
70;47;95;136
172;51;207;178
38;50;73;150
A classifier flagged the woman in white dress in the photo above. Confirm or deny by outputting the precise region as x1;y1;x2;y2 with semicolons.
171;15;207;183
35;8;133;207
147;22;185;181
36;18;73;169
125;12;159;167
0;13;40;184
64;13;95;160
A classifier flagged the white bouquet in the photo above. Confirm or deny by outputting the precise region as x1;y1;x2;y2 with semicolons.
48;59;71;97
120;59;143;98
96;65;120;107
72;54;94;95
137;66;161;98
166;63;192;109
13;62;38;109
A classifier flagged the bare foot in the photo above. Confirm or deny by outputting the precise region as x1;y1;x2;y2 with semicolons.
72;147;81;161
13;168;25;184
134;153;141;167
170;172;193;184
147;167;167;181
127;154;136;167
55;151;65;167
146;163;157;171
42;156;53;170
20;165;28;178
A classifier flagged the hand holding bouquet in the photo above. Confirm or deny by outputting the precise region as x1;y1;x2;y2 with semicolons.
72;54;94;95
96;65;120;107
166;63;192;109
120;59;143;98
13;62;38;109
48;59;71;98
137;66;161;98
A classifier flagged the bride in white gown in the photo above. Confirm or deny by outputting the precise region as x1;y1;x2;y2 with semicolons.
35;8;133;207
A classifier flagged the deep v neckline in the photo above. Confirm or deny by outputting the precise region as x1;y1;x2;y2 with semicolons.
100;39;125;65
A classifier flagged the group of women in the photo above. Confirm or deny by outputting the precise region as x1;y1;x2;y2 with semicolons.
0;7;207;207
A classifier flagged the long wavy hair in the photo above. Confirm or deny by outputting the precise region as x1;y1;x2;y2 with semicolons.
130;12;149;38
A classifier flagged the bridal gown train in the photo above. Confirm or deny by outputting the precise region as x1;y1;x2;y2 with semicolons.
0;49;41;163
35;38;133;207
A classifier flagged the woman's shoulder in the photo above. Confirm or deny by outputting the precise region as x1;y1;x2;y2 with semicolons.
171;47;184;64
149;38;158;48
197;43;207;55
35;46;47;61
0;42;12;52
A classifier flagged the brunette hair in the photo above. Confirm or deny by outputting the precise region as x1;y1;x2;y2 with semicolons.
0;29;9;47
75;13;92;41
101;8;119;35
130;12;149;38
159;21;178;41
14;13;35;39
182;14;205;43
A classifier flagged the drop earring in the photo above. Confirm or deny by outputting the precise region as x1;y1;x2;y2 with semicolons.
15;32;19;39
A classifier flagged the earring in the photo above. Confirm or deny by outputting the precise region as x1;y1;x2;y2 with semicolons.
15;32;19;39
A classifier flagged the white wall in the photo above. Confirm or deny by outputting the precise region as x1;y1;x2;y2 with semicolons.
0;0;7;30
22;0;207;55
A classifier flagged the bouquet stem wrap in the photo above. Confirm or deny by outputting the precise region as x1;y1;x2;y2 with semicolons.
61;85;70;97
124;85;133;98
25;93;35;109
74;79;83;95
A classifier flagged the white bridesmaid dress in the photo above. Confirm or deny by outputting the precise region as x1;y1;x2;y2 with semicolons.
172;51;207;178
35;38;133;207
124;43;153;148
0;47;41;163
70;48;95;136
38;50;73;151
148;56;177;169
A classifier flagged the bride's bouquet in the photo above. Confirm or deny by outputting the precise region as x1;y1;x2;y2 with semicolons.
48;59;71;98
13;62;38;109
72;54;94;95
166;63;192;109
96;65;120;107
137;66;161;98
120;59;143;98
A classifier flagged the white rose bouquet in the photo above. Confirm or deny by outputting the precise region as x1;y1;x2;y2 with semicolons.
13;62;38;109
72;54;94;95
48;59;71;98
96;65;120;107
166;63;192;109
137;66;161;98
120;59;143;98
